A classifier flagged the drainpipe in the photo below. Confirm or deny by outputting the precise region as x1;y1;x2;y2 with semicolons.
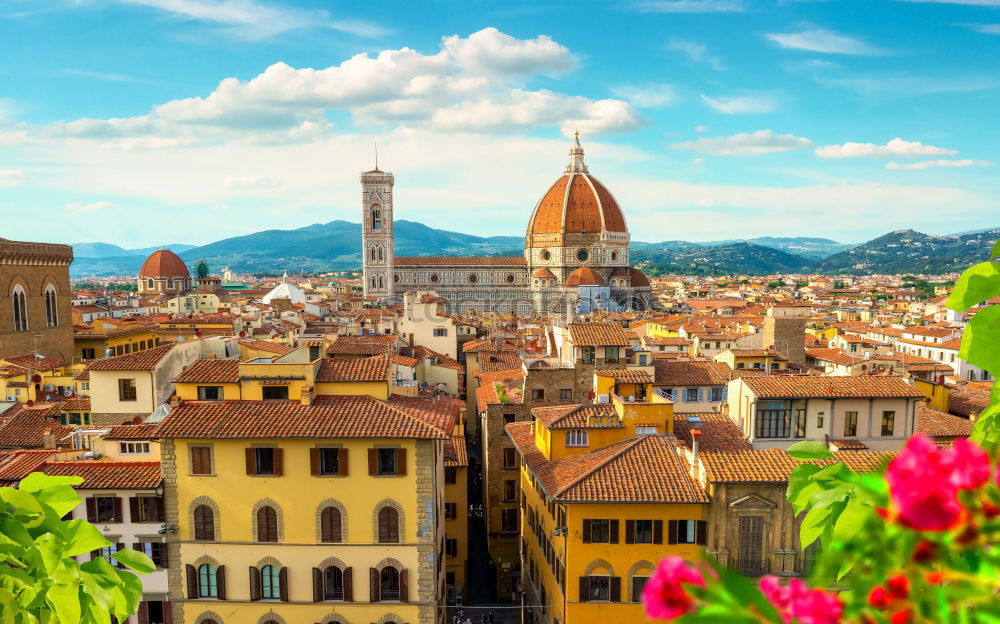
690;429;701;481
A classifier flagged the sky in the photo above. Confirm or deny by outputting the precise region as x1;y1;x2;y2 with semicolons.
1;0;999;248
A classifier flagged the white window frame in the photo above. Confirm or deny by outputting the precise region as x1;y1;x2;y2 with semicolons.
565;429;588;447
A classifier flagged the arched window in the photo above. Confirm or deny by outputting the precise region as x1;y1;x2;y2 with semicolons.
377;506;399;543
200;620;218;624
11;285;27;332
371;276;377;289
44;284;58;327
257;506;278;542
260;564;280;599
377;275;384;289
324;566;344;600
370;246;378;261
198;564;218;598
380;566;400;601
194;505;215;541
146;278;154;289
320;507;342;543
372;207;382;230
378;247;384;261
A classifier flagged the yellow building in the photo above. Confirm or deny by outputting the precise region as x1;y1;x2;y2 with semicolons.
712;348;788;373
0;353;77;403
73;323;160;362
157;393;451;624
508;393;708;624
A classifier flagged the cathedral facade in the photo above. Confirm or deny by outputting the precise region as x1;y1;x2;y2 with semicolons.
361;136;652;315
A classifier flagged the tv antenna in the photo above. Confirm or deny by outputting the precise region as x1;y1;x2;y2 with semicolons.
374;141;378;170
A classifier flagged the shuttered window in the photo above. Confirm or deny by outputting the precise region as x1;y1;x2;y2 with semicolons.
193;505;214;541
320;507;342;543
257;506;278;542
190;446;213;474
377;506;399;543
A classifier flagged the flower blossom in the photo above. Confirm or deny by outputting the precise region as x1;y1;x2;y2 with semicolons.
758;575;843;624
643;556;704;620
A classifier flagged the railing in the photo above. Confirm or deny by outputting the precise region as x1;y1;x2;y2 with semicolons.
380;589;400;601
325;589;344;600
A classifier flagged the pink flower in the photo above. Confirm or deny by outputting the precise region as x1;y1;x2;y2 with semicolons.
643;556;705;620
942;438;991;490
894;485;964;531
758;576;843;624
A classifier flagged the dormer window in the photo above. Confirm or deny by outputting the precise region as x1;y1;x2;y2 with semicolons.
566;429;588;447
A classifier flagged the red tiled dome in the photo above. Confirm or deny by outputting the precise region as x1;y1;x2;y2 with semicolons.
630;268;651;288
532;267;556;278
139;250;190;278
565;266;605;287
529;174;627;235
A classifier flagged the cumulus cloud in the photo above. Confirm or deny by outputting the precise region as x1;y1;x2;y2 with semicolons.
667;39;725;71
442;27;576;77
67;200;113;213
633;0;747;12
963;23;1000;34
886;159;991;170
223;175;279;189
766;29;884;55
610;84;677;108
701;93;778;114
816;138;957;159
0;169;24;187
671;130;813;155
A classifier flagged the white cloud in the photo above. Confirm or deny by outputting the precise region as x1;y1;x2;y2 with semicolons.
815;74;1000;99
442;27;576;77
671;130;813;155
633;0;747;12
117;0;386;40
816;138;957;159
67;200;113;214
701;93;778;114
0;169;24;187
963;23;1000;34
667;39;725;71
886;159;991;170
691;157;704;164
694;125;710;132
223;175;279;189
610;84;677;108
766;29;884;55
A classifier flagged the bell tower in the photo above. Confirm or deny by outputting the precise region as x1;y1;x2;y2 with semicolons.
360;166;394;299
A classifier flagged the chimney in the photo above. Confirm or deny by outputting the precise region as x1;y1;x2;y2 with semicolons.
169;395;183;408
42;429;56;450
300;386;315;406
690;428;701;481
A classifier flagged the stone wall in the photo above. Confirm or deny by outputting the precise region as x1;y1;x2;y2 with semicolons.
763;317;806;366
0;239;73;362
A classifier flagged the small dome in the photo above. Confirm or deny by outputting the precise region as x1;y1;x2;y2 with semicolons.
565;266;605;287
609;267;630;277
630;267;651;288
532;267;556;278
139;249;190;278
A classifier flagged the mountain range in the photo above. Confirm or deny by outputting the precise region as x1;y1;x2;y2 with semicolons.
68;221;999;278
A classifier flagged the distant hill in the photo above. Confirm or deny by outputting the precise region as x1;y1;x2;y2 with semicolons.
699;237;851;260
633;242;812;277
813;228;1000;275
73;242;196;258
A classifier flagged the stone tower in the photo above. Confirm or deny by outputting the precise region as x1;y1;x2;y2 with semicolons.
360;167;394;300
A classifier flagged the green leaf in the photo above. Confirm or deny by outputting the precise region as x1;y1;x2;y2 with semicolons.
61;520;110;558
35;484;82;518
0;488;43;526
800;504;833;549
833;496;870;543
110;548;155;574
18;473;82;494
787;440;834;461
810;486;850;510
46;582;81;624
959;306;1000;375
993;238;1000;259
946;261;1000;312
788;479;822;516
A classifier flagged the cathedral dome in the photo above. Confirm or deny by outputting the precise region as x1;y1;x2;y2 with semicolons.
139;249;190;278
531;267;556;279
629;267;651;288
526;135;627;236
565;266;605;286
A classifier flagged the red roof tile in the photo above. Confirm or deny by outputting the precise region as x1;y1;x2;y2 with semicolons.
42;461;162;489
740;375;924;399
86;344;176;372
173;359;240;384
316;355;389;383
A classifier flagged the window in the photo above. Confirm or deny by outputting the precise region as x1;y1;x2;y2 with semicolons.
668;519;707;545
261;385;288;400
193;505;215;541
446;538;458;557
256;506;278;542
633;519;654;544
432;328;448;337
45;285;58;327
320;506;342;543
577;249;589;262
317;448;341;475
632;576;650;602
132;496;162;523
191;446;213;475
119;442;150;455
93;544;117;565
445;502;457;519
503;479;516;501
503;413;516;430
844;411;858;437
756;400;791;438
378;448;397;475
560;388;573;400
588;576;610;601
881;411;895;436
138;541;166;568
635;425;658;435
502;447;517;468
581;346;595;364
261;565;281;599
587;519;612;543
565;429;588;447
251;447;277;476
685;388;700;402
379;566;400;601
531;388;545;401
444;467;456;484
710;387;724;402
371;208;382;230
324;566;344;600
93;496;119;523
197;564;218;598
81;348;96;360
378;506;400;543
197;386;223;400
501;508;518;533
605;346;619;363
795;409;807;438
118;378;137;402
11;285;27;332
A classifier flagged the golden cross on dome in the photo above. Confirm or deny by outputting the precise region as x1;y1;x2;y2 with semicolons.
574;130;579;137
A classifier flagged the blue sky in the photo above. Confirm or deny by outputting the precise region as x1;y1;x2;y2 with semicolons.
1;0;998;248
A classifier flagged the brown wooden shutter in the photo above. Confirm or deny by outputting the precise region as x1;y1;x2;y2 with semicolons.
396;448;407;476
654;520;663;544
344;567;353;602
216;565;226;600
162;602;171;624
85;497;97;522
249;567;261;601
112;497;123;523
330;508;342;543
312;567;323;602
582;519;592;543
191;447;203;474
156;497;165;523
137;601;148;624
158;543;168;569
610;577;621;602
368;449;377;475
369;568;379;602
579;576;590;602
129;497;140;523
185;565;197;599
625;520;635;544
245;447;256;475
338;448;349;476
310;448;321;475
279;567;288;602
609;519;619;544
273;448;284;477
400;568;409;603
696;520;707;545
668;520;678;545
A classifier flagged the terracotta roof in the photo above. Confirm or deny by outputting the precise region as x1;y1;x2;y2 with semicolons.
740;375;924;399
645;337;691;346
532;404;620;429
479;351;523;374
239;339;294;356
527;172;627;235
700;449;894;483
464;336;521;353
316;355;389;383
444;436;468;468
42;461;162;489
0;407;73;448
475;371;524;410
532;268;556;279
410;346;463;371
86;344;176;372
3;354;67;372
829;438;869;450
157;396;449;440
654;360;731;386
507;423;706;503
727;349;788;360
594;368;653;384
672;413;750;452
0;449;59;484
630;267;651;288
916;405;974;438
394;256;526;266
568;322;630;346
390;353;420;368
326;335;396;356
173;359;240;384
806;348;865;366
565;266;605;287
139;249;190;279
948;383;992;417
60;398;91;412
104;423;160;440
73;368;90;381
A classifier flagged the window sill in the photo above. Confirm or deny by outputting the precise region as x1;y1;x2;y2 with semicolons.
188;473;216;477
313;474;346;478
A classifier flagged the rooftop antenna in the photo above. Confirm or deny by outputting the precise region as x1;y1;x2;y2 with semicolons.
374;140;378;171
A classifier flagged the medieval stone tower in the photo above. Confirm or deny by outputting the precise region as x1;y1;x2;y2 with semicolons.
360;167;394;299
